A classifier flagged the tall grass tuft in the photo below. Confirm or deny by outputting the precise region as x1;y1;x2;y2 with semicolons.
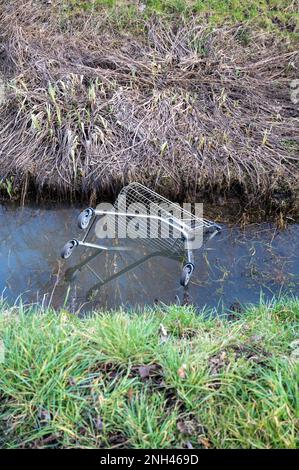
0;299;298;448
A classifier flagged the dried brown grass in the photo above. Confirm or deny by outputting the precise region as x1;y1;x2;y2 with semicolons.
0;0;298;207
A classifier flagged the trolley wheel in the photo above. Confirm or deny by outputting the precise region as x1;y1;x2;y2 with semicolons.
180;263;194;287
61;240;78;259
77;208;94;230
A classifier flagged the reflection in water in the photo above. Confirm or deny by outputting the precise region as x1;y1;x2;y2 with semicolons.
0;203;299;313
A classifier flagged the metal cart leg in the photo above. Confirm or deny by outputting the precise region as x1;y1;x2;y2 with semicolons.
180;239;195;287
85;251;162;299
61;237;134;260
64;248;105;282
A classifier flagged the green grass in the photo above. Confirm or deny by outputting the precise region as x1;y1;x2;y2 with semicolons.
66;0;298;41
0;299;298;448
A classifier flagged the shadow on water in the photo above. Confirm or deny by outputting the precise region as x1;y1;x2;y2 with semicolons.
0;203;299;313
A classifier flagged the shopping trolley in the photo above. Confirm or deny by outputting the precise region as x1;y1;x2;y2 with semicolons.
61;183;221;287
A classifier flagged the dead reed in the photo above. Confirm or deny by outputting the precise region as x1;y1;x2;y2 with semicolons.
0;1;298;207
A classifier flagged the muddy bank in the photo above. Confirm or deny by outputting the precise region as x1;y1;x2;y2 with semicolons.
0;1;298;212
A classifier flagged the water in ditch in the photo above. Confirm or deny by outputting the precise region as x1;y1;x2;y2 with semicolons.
0;203;298;313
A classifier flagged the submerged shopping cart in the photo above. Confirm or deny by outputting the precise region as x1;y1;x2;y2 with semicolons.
61;183;221;287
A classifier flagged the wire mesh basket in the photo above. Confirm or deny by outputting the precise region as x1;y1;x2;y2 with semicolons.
61;182;221;287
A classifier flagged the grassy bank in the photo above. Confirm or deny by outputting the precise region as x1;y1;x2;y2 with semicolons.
0;299;298;448
0;1;298;212
69;0;299;38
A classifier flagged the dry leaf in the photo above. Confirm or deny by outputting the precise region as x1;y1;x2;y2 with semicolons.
94;416;103;432
198;437;212;448
138;364;159;379
177;420;194;435
97;393;105;406
249;334;263;342
177;420;188;434
68;377;76;387
138;365;152;379
127;388;134;400
177;364;187;379
38;409;52;423
159;323;168;342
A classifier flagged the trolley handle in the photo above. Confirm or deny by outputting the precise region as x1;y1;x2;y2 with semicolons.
94;209;192;239
93;209;221;241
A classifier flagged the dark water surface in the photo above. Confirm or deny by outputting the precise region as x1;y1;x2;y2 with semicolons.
0;203;299;313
